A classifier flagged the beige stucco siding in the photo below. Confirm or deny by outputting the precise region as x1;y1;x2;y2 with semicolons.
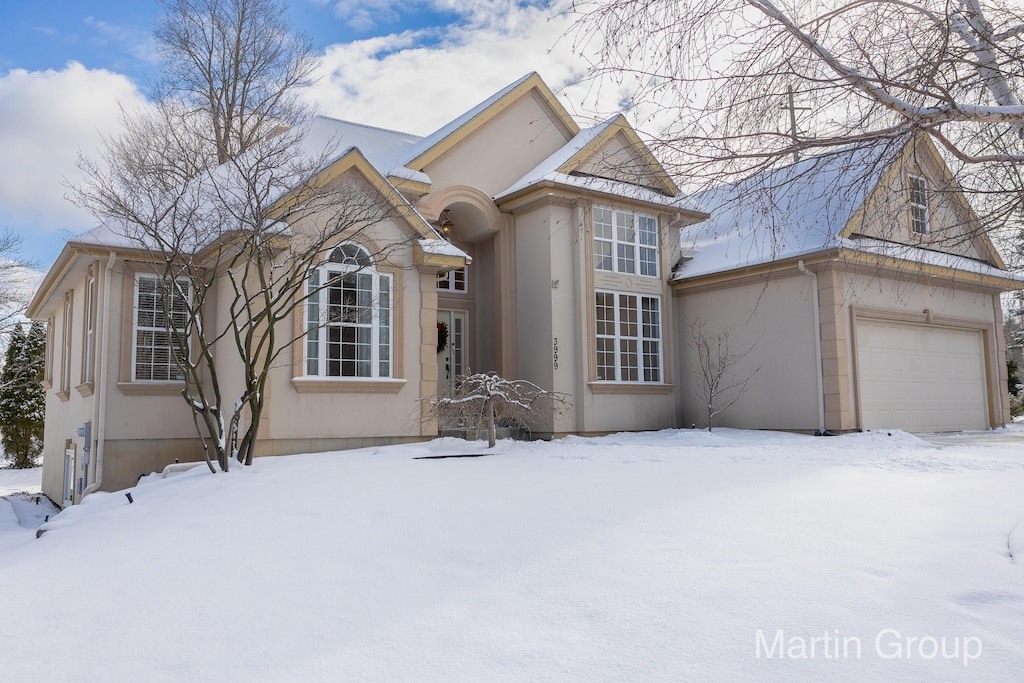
513;205;556;432
514;201;681;435
849;149;986;261
264;244;426;443
675;275;820;430
423;93;572;197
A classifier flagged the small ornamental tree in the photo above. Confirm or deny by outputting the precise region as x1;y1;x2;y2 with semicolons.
0;321;46;468
427;372;572;448
689;314;759;432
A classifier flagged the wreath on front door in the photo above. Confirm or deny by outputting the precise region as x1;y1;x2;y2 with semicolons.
437;321;449;354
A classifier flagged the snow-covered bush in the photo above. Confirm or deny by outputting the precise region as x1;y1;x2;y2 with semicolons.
427;372;572;448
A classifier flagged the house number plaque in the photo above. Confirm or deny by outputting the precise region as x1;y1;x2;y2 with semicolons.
553;337;559;370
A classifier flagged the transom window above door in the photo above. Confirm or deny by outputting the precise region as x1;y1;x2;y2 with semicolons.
436;267;467;292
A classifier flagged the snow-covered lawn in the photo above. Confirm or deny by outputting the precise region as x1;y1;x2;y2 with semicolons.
2;428;1023;681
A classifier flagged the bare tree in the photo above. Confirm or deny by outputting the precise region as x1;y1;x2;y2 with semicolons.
73;0;402;471
569;0;1024;246
154;0;318;164
425;372;573;448
688;314;759;431
0;228;38;342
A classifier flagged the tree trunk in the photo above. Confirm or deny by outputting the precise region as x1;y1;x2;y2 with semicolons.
487;398;496;448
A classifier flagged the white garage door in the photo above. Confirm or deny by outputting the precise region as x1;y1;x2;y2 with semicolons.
856;319;989;432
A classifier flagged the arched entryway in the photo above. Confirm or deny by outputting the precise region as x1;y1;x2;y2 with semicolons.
421;186;510;397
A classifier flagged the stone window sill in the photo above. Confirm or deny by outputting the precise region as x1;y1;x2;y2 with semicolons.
291;378;407;394
587;382;675;395
117;381;186;396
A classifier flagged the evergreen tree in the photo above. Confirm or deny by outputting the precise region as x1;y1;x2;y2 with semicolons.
0;321;46;468
1008;358;1021;396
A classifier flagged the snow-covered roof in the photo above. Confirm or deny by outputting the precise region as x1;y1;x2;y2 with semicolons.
494;118;702;212
299;117;428;185
388;73;537;172
836;236;1024;281
416;238;471;259
674;140;922;279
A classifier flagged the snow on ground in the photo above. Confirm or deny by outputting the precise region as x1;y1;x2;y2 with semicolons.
1;428;1023;681
0;463;46;555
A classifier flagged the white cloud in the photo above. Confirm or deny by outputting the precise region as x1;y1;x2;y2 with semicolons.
303;1;628;136
0;62;149;234
326;0;406;31
83;17;160;64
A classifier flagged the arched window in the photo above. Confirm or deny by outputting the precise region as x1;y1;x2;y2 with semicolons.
306;244;392;378
329;244;372;268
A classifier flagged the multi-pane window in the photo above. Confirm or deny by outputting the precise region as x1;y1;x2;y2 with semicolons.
82;269;97;384
593;208;659;276
133;275;189;381
436;267;467;292
306;244;392;379
595;291;662;382
60;292;73;394
909;175;929;235
44;316;54;386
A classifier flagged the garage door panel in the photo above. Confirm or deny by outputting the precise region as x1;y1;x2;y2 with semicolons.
856;319;988;432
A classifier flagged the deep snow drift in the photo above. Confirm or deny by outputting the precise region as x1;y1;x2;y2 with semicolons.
1;428;1023;681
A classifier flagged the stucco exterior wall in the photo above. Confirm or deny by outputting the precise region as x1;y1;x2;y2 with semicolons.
850;148;984;261
674;274;820;430
513;205;556;432
512;200;681;436
423;93;572;197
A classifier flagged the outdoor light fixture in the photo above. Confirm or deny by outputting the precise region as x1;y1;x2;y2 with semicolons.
437;209;454;240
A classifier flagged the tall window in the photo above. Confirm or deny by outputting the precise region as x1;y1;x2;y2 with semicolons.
594;208;659;277
59;291;73;395
305;244;392;379
909;175;929;235
133;274;189;381
595;291;662;382
44;316;54;387
436;267;467;292
82;269;97;385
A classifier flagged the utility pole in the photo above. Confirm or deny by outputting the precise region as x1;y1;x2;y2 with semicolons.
782;85;812;163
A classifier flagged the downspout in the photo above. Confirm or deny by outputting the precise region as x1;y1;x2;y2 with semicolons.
81;252;116;499
798;260;826;434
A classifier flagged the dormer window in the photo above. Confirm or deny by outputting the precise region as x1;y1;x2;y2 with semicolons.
909;175;929;235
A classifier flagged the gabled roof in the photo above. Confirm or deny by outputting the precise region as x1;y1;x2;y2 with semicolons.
302;116;425;182
494;115;702;213
673;137;1012;281
28;146;465;318
395;72;580;173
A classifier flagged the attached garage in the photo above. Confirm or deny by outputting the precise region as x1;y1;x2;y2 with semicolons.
855;318;989;432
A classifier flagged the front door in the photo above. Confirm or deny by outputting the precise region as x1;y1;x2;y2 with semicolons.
436;310;468;396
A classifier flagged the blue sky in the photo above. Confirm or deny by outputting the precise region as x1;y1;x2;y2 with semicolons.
0;1;615;271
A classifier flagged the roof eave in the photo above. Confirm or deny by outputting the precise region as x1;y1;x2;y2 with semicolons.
495;178;707;220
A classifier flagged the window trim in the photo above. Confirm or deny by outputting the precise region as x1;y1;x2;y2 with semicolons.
76;266;98;395
909;174;930;235
42;315;54;390
303;244;395;381
593;207;660;278
593;290;664;384
436;267;468;293
130;273;190;383
57;291;73;400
